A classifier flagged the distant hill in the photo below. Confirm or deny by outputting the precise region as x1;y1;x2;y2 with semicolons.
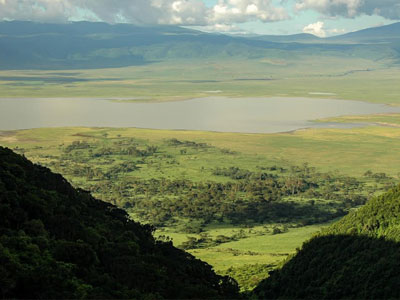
0;146;239;299
0;21;398;69
329;22;400;43
253;22;400;45
250;33;321;43
253;185;400;299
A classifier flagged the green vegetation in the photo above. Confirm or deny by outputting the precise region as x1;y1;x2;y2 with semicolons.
1;125;398;291
3;143;398;298
318;113;400;127
2;128;395;229
253;185;400;299
0;146;239;298
325;184;400;240
184;223;328;291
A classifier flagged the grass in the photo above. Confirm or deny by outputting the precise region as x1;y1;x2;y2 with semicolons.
159;223;329;269
159;222;330;291
318;113;400;126
1;121;400;177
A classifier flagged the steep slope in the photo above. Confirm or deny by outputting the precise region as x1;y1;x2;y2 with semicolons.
253;185;400;299
0;146;239;299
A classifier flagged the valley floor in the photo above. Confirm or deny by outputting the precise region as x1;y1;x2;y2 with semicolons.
1;116;399;289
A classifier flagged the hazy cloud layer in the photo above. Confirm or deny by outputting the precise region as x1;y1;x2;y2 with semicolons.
0;0;289;25
296;0;400;20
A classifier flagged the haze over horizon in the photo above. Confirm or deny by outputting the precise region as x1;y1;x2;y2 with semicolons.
0;0;399;37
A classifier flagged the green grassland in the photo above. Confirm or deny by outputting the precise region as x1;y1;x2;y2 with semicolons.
2;121;399;176
318;113;400;126
1;122;399;290
189;223;326;270
162;223;329;290
1;56;399;105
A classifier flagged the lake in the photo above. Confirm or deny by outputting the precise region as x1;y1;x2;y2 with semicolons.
0;97;399;133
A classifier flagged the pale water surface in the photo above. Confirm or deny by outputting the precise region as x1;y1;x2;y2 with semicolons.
0;97;399;133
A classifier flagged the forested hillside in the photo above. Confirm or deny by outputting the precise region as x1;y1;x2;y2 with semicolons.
325;185;400;240
0;146;239;299
253;185;400;299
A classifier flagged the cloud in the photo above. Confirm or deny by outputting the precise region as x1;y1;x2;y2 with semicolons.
303;21;326;37
210;0;289;24
0;0;289;26
295;0;400;20
303;21;347;37
73;0;208;25
0;0;77;23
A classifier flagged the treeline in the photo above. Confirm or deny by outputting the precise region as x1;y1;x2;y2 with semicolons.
166;138;212;149
64;139;158;158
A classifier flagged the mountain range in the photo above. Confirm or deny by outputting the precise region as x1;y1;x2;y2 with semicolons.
0;21;399;69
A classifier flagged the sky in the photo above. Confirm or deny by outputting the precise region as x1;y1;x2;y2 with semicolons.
0;0;399;37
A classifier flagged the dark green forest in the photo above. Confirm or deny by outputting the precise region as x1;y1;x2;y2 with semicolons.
0;146;239;299
253;185;400;299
